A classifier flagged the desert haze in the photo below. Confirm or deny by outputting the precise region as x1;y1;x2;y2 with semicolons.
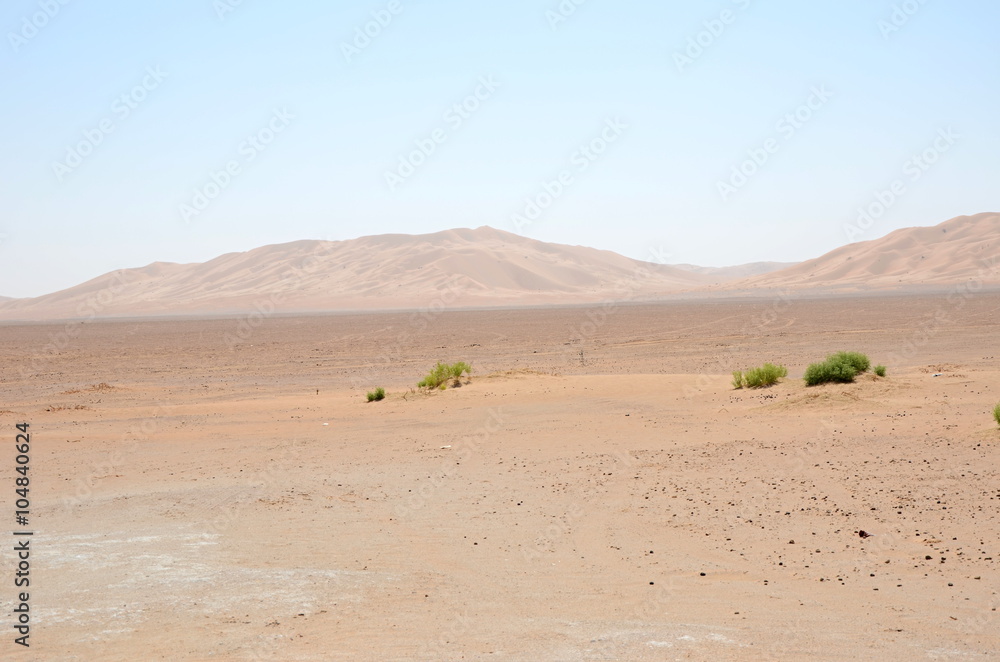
2;212;998;321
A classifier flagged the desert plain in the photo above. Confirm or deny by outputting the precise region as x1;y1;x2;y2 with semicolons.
1;289;999;662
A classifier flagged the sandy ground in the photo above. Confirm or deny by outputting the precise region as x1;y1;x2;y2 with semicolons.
1;291;999;661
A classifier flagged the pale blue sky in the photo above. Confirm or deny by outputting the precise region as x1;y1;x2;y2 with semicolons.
1;0;997;297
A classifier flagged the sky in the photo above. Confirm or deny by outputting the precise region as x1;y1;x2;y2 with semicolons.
1;0;997;298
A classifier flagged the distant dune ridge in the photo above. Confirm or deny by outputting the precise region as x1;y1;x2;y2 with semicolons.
0;213;997;320
738;212;1000;291
0;227;708;320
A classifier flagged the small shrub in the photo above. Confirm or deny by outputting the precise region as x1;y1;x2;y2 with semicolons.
874;365;887;377
993;403;1000;427
449;361;472;384
417;363;450;389
804;351;873;386
743;363;788;388
418;362;472;390
366;387;385;402
804;360;857;386
733;363;787;389
830;351;870;374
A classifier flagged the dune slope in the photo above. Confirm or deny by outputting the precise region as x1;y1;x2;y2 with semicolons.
742;212;1000;290
0;227;708;320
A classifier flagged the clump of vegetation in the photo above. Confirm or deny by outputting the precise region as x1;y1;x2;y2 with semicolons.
993;402;1000;427
366;387;386;402
732;371;745;389
732;363;788;389
873;365;887;378
745;363;789;388
804;360;857;385
831;351;871;374
804;351;873;386
417;361;472;390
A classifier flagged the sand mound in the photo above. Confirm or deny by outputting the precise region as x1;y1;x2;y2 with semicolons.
2;213;998;321
0;227;710;321
741;212;1000;290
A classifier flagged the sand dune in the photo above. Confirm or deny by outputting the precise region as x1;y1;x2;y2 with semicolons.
740;212;1000;291
2;214;997;321
0;227;711;320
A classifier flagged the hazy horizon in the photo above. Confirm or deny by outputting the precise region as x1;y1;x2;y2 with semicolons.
2;0;998;297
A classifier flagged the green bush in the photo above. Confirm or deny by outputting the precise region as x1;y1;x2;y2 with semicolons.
417;362;472;390
830;351;871;374
449;361;472;381
733;363;787;389
993;403;1000;427
874;365;887;377
804;351;872;386
804;360;856;386
366;387;385;402
732;371;745;389
745;363;788;388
